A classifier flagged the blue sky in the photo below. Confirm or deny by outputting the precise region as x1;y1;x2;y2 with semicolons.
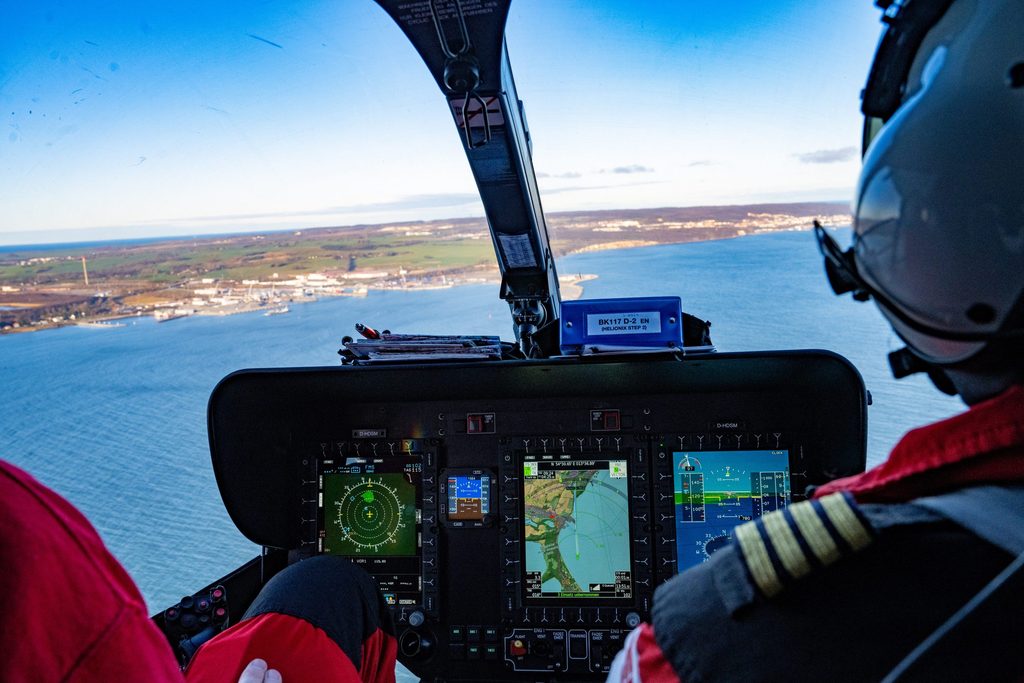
0;2;883;244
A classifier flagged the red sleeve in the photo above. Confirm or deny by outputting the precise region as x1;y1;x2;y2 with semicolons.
185;613;389;683
0;460;183;683
607;623;681;683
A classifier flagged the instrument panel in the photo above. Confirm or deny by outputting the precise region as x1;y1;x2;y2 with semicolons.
208;352;867;681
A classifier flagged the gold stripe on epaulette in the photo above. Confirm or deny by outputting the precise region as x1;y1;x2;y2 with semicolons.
819;493;873;551
735;521;784;597
789;500;841;565
762;510;811;579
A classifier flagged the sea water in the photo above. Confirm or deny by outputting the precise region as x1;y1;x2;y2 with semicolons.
0;229;962;613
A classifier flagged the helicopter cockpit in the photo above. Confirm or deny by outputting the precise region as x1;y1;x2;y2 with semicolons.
150;3;870;680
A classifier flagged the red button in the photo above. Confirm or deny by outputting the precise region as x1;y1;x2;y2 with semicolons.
509;639;527;657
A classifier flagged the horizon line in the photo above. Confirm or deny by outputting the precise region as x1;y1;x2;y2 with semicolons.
0;199;851;251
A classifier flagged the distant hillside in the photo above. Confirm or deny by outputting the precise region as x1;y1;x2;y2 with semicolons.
0;201;850;333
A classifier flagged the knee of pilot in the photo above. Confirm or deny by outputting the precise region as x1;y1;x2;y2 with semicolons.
243;555;376;620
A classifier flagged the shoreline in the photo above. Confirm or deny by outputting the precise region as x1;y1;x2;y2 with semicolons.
0;225;836;337
0;271;601;337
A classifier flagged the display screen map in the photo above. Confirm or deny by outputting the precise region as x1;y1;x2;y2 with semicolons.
673;449;790;572
522;456;632;600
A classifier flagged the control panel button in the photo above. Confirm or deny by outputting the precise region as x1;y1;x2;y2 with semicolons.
449;625;464;642
568;630;588;659
399;631;422;658
508;638;527;657
466;413;496;434
466;625;482;641
590;409;621;432
483;626;499;642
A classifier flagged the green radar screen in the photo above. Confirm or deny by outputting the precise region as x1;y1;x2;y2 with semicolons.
324;473;417;556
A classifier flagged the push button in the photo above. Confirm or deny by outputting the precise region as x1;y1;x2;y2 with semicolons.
568;630;588;659
509;638;528;657
467;644;482;660
483;626;499;642
449;625;465;642
466;625;482;641
484;644;499;660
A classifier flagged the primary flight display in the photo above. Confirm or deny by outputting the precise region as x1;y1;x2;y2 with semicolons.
673;449;791;572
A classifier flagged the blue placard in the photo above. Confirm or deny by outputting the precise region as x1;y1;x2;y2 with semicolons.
560;296;683;354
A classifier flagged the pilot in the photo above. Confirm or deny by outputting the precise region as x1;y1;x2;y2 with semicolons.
610;1;1024;680
0;457;395;683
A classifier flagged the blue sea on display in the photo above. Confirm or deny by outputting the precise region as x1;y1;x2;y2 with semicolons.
0;229;962;612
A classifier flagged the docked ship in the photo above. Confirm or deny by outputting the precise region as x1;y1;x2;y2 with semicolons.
154;308;194;323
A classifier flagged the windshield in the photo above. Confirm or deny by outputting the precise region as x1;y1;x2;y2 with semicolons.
0;1;962;617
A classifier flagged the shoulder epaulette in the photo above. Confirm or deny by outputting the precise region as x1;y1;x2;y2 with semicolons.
734;491;875;597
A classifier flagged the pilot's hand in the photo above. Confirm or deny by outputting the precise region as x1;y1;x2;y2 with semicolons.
238;658;282;683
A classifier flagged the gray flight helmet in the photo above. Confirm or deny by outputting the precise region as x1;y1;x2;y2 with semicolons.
814;0;1024;400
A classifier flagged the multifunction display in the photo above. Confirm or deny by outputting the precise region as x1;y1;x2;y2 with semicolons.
521;455;633;600
319;455;423;606
673;449;790;572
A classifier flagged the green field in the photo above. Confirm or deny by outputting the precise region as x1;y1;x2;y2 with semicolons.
0;202;850;290
0;230;496;288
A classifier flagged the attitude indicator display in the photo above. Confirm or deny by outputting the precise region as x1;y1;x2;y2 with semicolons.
521;455;633;601
447;473;490;521
673;449;790;572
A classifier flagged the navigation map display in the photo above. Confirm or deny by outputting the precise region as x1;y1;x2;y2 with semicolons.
522;455;632;600
319;456;422;606
673;450;790;572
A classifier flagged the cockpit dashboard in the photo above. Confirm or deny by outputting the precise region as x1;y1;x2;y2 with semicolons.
191;350;866;681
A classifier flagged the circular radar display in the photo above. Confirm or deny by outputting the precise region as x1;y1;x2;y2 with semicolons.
324;474;417;556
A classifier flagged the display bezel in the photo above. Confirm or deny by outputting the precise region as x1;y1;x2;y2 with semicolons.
317;453;424;607
441;468;495;528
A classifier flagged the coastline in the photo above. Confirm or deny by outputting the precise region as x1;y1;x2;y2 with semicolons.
0;271;601;337
0;221;841;337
